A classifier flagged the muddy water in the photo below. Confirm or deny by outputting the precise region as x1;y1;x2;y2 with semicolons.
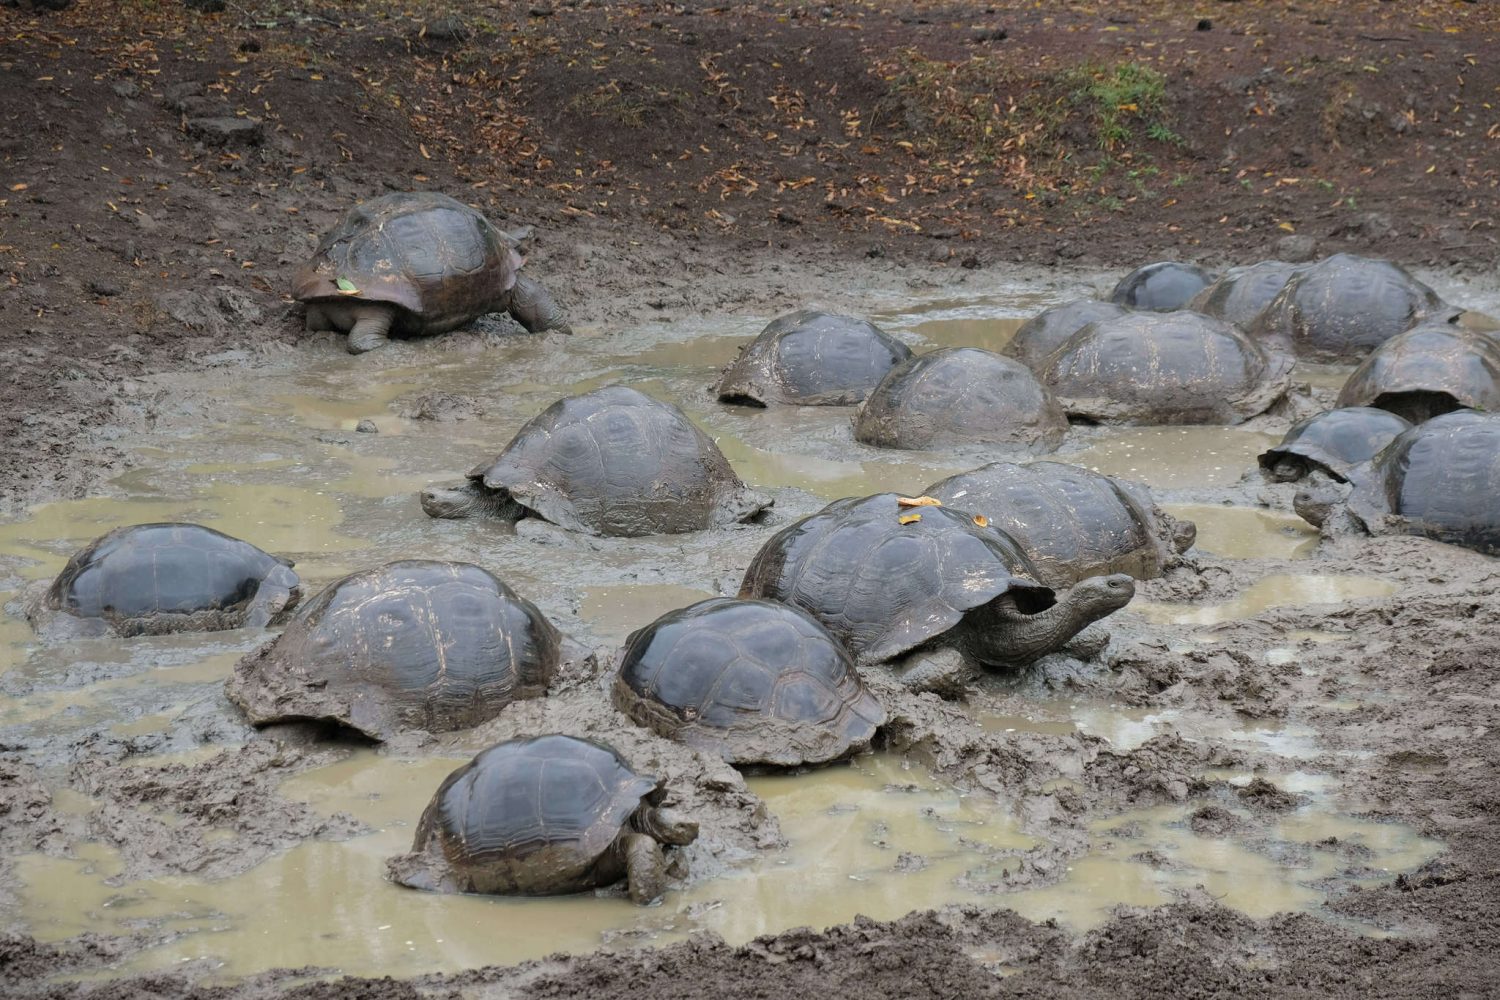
0;285;1446;982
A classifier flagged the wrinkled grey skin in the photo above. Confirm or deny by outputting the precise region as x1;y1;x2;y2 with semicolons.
1292;473;1361;536
895;574;1136;696
420;482;527;521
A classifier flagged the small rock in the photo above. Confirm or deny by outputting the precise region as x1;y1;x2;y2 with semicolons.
186;117;264;148
971;27;1007;42
1196;18;1212;30
183;0;226;11
87;279;122;297
29;0;73;10
161;81;206;111
111;81;140;99
355;419;379;434
1274;233;1318;262
421;16;468;41
1288;146;1311;168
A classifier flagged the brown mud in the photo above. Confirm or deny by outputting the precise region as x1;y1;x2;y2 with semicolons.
4;0;1500;997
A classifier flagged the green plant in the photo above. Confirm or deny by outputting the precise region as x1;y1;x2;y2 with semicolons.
1063;62;1173;152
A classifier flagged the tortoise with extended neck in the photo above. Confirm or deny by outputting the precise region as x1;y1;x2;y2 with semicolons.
1294;409;1500;555
738;493;1134;694
387;735;698;904
294;191;571;353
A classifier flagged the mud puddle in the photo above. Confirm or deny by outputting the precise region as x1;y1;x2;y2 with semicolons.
0;284;1451;984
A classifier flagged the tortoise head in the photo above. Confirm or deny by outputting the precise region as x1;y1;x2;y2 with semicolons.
1292;472;1350;528
637;804;699;847
1064;573;1136;621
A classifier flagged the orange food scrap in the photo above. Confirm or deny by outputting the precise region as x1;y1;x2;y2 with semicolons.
897;513;922;525
972;514;989;527
897;495;942;508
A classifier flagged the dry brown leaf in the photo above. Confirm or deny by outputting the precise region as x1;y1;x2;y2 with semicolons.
897;495;942;507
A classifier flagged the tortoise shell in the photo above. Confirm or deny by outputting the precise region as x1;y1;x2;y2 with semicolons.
854;347;1068;451
1108;261;1216;312
1188;260;1299;330
1041;310;1293;424
40;522;300;637
1335;321;1500;423
393;735;661;895
291;191;521;336
1248;253;1453;362
925;461;1195;587
613;597;886;766
1004;299;1130;371
468;385;769;537
1347;410;1500;554
715;310;913;406
227;560;569;740
738;493;1053;665
1259;407;1413;483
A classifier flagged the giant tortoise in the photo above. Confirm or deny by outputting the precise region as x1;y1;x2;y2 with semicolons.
293;191;571;353
612;597;885;767
739;493;1134;694
715;310;913;406
924;462;1196;587
227;560;584;740
421;385;770;536
1003;299;1130;372
1041;310;1293;424
854;347;1068;451
1334;321;1500;423
1188;260;1299;330
1294;409;1500;554
27;523;301;639
1108;261;1216;312
387;734;698;904
1247;253;1453;362
1258;407;1413;483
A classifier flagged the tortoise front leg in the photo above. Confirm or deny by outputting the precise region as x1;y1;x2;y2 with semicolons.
505;274;573;335
347;305;395;354
623;832;666;905
304;304;332;332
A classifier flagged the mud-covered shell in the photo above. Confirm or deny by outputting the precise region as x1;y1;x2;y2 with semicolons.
1108;261;1216;312
1248;253;1453;362
924;462;1194;587
1004;299;1131;372
738;493;1054;664
391;735;660;895
1041;310;1294;425
39;522;300;637
468;385;770;537
1335;322;1500;421
1259;407;1413;483
1188;260;1299;330
854;348;1068;451
715;310;914;406
1348;409;1500;554
291;191;519;336
613;598;886;767
227;560;570;740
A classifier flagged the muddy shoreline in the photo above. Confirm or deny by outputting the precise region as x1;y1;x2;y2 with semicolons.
5;0;1500;996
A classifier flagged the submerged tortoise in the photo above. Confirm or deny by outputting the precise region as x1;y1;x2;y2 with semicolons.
715;310;913;406
924;462;1196;587
1188;260;1299;330
1247;253;1453;362
613;597;886;767
1334;321;1500;423
227;560;585;741
27;523;301;639
739;493;1135;694
1108;261;1216;312
387;734;698;904
1041;310;1293;424
1258;407;1413;483
421;385;770;536
854;347;1068;451
1294;409;1500;554
293;191;571;354
1003;299;1130;372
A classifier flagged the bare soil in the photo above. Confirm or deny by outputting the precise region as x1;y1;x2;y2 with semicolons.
3;1;1500;997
